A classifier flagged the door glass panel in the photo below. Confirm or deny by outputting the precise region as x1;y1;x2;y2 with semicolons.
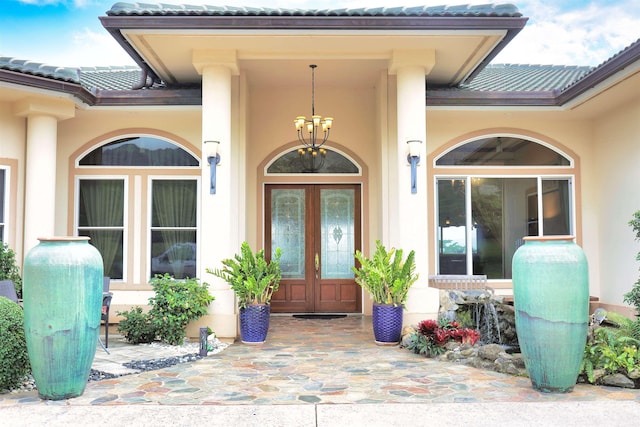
320;189;355;279
272;189;306;278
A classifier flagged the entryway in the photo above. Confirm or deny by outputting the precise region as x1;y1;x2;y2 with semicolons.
265;184;361;313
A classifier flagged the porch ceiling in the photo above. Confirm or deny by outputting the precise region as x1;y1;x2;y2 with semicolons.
115;30;507;88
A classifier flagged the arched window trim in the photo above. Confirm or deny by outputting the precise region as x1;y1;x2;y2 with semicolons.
433;133;574;169
75;133;201;168
264;145;362;176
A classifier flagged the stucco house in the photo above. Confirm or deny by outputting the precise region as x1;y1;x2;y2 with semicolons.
1;3;639;339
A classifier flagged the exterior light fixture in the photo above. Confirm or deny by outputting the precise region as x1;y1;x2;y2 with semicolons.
407;139;422;194
199;327;208;357
204;140;220;194
294;64;333;172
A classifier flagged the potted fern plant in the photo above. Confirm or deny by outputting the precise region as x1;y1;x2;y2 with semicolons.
353;240;418;345
208;242;282;344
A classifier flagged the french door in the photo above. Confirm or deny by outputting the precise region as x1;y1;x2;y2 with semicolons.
265;184;361;313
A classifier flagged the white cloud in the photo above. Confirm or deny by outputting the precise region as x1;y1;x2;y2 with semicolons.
17;0;96;7
495;0;640;65
49;28;136;68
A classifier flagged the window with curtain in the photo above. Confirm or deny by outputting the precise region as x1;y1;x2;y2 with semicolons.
76;135;200;283
435;137;574;280
0;168;6;242
150;179;198;279
78;179;125;279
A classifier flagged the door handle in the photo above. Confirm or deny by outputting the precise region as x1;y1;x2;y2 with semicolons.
315;253;320;279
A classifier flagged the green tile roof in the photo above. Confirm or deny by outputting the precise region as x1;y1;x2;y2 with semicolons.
106;2;522;17
79;66;157;90
0;57;79;83
456;64;593;92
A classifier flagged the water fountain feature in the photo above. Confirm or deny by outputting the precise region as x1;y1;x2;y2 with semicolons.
438;289;518;347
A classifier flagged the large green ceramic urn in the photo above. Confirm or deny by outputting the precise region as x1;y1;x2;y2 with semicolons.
23;237;103;400
512;236;589;393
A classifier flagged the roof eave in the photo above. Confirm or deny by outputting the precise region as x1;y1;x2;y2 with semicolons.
557;39;640;105
99;14;528;88
0;69;95;105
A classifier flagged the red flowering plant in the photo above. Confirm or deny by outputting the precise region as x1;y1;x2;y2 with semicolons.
402;318;481;357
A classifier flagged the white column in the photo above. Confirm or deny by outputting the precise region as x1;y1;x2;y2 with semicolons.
23;114;58;252
14;98;74;255
194;51;240;339
389;51;439;323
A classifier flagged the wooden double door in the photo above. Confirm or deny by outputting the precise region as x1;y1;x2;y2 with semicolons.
266;184;362;313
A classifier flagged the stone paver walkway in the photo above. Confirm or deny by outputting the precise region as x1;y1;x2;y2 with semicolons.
2;315;640;407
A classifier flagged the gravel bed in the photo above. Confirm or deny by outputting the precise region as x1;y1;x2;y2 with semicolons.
2;338;228;395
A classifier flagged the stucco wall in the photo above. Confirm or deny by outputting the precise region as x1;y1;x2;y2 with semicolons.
0;103;26;257
593;97;640;305
425;109;601;296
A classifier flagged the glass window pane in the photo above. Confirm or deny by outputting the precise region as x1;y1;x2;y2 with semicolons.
437;179;467;274
0;169;5;242
151;180;197;227
81;229;124;279
79;180;124;227
542;179;571;235
437;137;570;166
267;149;359;174
79;136;198;167
150;231;197;279
271;189;305;278
320;189;355;279
77;179;125;279
150;179;198;279
472;178;504;278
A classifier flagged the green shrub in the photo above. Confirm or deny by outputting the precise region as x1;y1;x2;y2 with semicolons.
0;296;30;391
116;306;156;344
117;274;214;345
148;274;214;345
580;318;640;384
624;210;640;318
0;243;22;299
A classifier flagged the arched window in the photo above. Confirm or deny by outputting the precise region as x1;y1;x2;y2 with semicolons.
434;136;575;280
75;135;199;283
267;148;359;174
79;136;198;167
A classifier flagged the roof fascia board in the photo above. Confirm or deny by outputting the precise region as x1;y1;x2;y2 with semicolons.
99;15;527;31
426;90;558;107
91;88;202;107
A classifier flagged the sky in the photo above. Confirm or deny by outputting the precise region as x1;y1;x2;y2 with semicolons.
0;0;639;68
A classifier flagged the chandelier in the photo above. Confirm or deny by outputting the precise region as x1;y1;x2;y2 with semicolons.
294;64;333;172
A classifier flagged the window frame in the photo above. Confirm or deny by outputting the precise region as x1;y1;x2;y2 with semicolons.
72;133;201;288
147;175;201;281
74;175;129;281
430;134;579;282
0;166;7;243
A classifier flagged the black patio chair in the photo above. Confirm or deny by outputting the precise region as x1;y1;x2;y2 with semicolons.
0;280;19;304
102;276;113;348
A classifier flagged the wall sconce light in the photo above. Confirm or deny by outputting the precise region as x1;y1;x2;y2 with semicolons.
407;139;422;194
205;140;220;194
